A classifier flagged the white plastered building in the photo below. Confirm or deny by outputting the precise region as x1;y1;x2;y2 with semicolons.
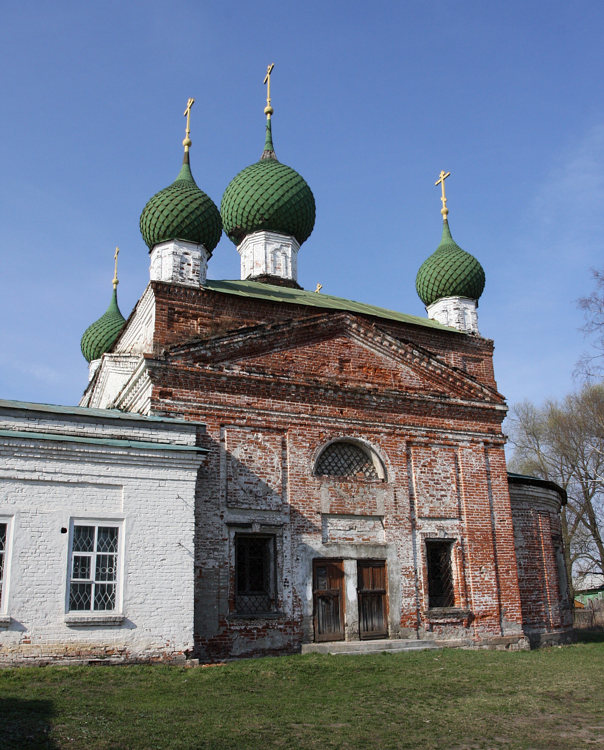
0;399;206;663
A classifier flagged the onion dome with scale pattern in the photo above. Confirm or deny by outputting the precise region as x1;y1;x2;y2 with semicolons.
415;220;485;307
81;287;126;363
139;152;222;254
220;117;316;246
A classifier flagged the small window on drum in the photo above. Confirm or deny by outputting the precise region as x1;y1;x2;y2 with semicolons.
315;441;384;480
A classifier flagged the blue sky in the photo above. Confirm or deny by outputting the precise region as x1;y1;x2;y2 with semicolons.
1;1;603;417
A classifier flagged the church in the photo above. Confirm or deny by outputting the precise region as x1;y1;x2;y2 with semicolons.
0;70;573;663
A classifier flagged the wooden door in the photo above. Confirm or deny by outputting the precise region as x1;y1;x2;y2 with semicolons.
357;560;388;639
313;560;345;642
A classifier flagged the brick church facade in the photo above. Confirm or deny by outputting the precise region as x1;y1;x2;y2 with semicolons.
0;83;573;662
78;274;571;658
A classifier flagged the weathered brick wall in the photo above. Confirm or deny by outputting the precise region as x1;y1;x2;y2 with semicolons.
140;289;528;658
80;279;573;657
149;282;499;392
509;480;574;644
0;405;202;663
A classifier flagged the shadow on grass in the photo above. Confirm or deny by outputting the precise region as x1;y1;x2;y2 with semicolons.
575;627;604;644
0;697;56;749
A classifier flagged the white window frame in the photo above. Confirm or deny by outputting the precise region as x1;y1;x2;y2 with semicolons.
0;516;13;621
66;519;124;616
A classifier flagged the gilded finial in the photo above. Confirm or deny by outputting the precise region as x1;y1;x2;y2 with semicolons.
183;98;194;152
263;63;275;118
314;282;322;293
435;170;451;220
112;247;119;290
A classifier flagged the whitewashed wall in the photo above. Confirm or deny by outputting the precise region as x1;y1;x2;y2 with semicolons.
0;401;204;663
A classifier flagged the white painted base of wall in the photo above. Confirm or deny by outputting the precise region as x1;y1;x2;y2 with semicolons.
238;231;299;283
426;297;479;334
150;239;209;287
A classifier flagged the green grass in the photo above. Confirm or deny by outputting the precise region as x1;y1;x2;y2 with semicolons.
2;636;604;749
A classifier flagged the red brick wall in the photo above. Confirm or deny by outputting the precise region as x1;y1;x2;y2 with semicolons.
509;481;573;642
150;282;500;392
136;284;532;657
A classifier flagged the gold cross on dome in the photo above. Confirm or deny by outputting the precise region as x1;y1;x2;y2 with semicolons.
183;97;195;151
264;63;275;117
112;246;119;289
435;170;451;218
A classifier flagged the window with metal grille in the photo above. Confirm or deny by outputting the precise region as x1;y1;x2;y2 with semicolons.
0;523;6;607
426;540;455;608
69;524;119;611
235;535;275;615
315;441;379;479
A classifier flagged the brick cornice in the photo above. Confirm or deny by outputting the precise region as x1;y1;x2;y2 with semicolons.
165;312;504;405
145;359;506;428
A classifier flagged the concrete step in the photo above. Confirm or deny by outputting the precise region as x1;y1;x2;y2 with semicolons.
301;638;441;655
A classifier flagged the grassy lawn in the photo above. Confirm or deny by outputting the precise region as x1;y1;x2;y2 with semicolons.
1;634;604;749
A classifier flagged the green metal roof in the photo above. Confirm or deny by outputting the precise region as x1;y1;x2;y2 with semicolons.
0;429;207;452
80;288;126;363
0;398;202;425
204;279;458;332
416;221;485;306
220;119;316;246
140;157;222;252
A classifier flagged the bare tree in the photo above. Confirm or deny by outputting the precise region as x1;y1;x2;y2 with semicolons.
507;384;604;595
577;270;604;379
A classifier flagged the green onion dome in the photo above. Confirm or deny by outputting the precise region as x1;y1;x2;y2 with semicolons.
220;120;316;246
139;156;222;253
416;221;485;306
80;288;126;363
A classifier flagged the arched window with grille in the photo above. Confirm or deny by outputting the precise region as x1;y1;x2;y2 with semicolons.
314;440;385;480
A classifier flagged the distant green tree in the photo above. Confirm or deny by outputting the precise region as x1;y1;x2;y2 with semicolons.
507;384;604;595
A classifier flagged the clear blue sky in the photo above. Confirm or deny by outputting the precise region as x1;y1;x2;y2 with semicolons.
1;0;603;417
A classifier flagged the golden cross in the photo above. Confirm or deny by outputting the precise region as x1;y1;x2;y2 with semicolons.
435;169;451;218
264;63;275;117
314;282;322;293
183;97;195;151
112;246;119;289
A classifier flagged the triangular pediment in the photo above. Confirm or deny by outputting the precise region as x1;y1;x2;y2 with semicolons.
166;313;503;404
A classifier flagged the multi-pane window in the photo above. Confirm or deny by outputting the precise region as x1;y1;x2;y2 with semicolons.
315;442;380;479
426;540;455;608
235;535;275;615
69;525;119;611
0;523;6;607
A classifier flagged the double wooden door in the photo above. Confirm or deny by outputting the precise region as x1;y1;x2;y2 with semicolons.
313;559;388;641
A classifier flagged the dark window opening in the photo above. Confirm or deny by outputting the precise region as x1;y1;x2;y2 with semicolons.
235;535;275;615
426;540;455;608
315;442;379;479
553;537;570;607
0;522;6;607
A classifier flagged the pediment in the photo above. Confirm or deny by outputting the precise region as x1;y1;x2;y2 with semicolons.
167;313;503;404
